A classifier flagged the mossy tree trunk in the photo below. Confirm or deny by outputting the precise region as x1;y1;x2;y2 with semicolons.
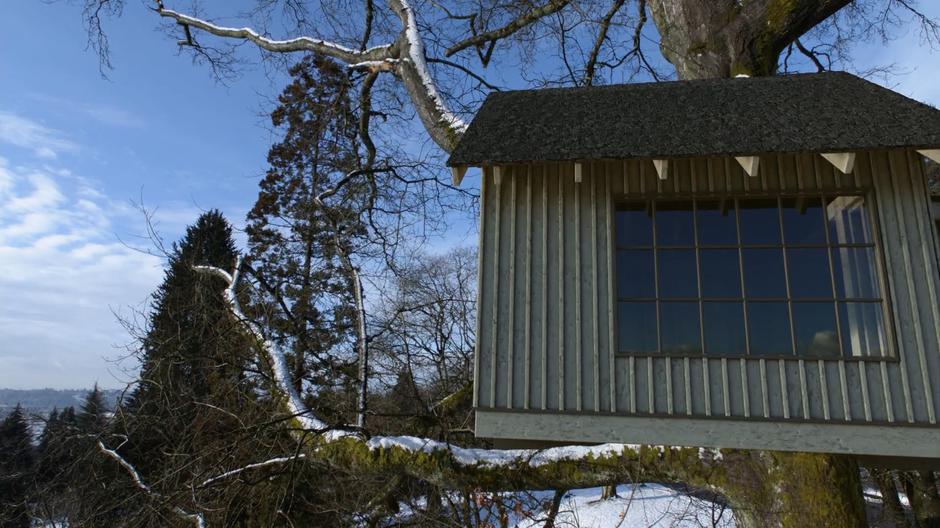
647;0;851;79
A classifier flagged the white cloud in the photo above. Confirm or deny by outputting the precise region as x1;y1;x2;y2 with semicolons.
0;156;168;389
0;112;78;159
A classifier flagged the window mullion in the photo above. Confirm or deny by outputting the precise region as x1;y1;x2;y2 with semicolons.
652;200;662;354
779;196;798;356
735;198;751;357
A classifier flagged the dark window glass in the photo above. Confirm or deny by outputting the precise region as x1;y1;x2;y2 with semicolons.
658;249;697;298
617;250;655;298
831;247;880;299
792;302;840;357
782;197;826;244
787;248;834;299
697;199;737;246
614;195;889;359
703;302;746;356
739;199;781;245
839;302;887;357
616;204;652;247
660;302;701;354
747;302;793;356
826;195;871;244
742;248;787;298
700;249;741;298
656;201;694;246
618;302;657;353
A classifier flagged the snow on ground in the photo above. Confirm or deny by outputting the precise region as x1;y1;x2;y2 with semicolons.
390;484;735;527
511;485;734;528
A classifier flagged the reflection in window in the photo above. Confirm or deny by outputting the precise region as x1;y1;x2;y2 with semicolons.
615;194;889;358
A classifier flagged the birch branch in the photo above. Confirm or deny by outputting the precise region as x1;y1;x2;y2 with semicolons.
97;440;206;527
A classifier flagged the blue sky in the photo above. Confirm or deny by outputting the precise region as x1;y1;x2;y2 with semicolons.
0;1;938;389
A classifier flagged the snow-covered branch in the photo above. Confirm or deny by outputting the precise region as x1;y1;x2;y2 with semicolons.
157;8;394;63
155;1;467;152
193;259;726;488
97;440;206;527
199;454;308;488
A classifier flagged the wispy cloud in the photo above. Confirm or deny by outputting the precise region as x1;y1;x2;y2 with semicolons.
0;129;230;389
28;94;145;128
0;111;78;159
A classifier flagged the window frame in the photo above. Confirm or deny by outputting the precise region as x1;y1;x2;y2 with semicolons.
613;190;898;362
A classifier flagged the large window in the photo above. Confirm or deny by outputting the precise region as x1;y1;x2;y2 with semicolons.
615;195;891;359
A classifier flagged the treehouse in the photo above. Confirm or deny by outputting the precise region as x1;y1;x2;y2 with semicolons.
447;72;940;463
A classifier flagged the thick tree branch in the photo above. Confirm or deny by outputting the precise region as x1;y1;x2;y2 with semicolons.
193;260;728;493
157;8;394;62
445;0;572;57
583;0;627;86
155;1;467;152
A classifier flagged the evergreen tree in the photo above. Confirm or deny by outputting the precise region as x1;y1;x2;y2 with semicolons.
77;384;109;434
0;404;35;528
245;54;364;413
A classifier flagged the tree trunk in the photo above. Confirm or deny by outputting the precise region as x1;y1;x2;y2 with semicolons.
647;0;851;79
719;451;865;528
905;471;940;528
600;484;618;500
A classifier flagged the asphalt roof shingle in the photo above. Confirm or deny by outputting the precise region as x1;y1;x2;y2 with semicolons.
447;72;940;166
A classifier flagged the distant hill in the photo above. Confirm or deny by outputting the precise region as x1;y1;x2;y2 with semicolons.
0;388;124;418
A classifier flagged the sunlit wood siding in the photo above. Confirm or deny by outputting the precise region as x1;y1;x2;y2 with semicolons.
474;150;940;426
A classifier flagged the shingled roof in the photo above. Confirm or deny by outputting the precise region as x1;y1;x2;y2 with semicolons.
447;72;940;166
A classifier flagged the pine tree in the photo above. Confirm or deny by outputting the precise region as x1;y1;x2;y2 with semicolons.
0;404;35;528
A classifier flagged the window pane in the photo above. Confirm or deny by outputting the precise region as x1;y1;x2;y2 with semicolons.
700;249;741;298
703;302;746;356
787;248;834;299
617;250;655;298
739;198;781;245
656;201;694;246
743;249;787;298
831;247;880;299
827;195;872;244
616;203;652;247
697;199;738;246
660;302;701;354
782;197;826;244
747;302;793;356
839;302;888;357
658;249;697;298
792;302;840;357
619;302;657;353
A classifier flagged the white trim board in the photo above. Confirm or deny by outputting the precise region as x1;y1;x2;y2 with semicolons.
475;409;940;459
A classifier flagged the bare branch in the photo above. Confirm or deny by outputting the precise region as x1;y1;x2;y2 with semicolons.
445;0;573;57
583;0;627;86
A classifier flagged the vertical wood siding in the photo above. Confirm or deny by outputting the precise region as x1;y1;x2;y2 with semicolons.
475;151;940;424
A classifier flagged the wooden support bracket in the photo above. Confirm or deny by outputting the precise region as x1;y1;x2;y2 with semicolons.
735;156;760;177
653;159;668;180
574;162;583;183
451;165;468;186
821;152;856;174
918;149;940;164
493;165;503;186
